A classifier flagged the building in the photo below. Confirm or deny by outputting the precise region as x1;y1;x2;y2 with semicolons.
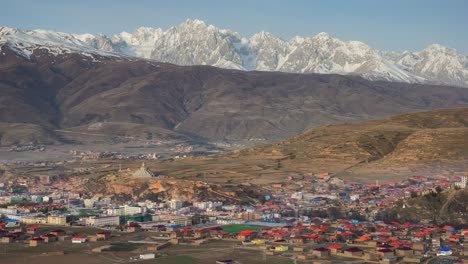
29;237;44;247
312;247;331;257
455;176;467;188
21;216;47;224
26;225;41;235
237;230;257;241
72;235;87;243
0;235;14;243
107;205;146;216
50;229;66;236
47;215;68;225
128;223;141;232
132;162;154;178
85;216;120;227
162;215;193;227
40;234;58;243
96;231;111;240
169;200;183;210
193;201;222;210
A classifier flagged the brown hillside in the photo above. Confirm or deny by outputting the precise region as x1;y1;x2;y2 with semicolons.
148;108;468;183
2;45;468;145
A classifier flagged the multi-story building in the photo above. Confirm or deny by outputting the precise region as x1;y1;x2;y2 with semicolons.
159;214;192;227
168;200;182;210
455;176;467;188
193;201;223;210
107;205;146;216
20;216;47;224
47;215;68;225
85;216;120;227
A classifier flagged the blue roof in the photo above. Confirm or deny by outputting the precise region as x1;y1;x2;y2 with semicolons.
5;218;19;222
439;247;452;251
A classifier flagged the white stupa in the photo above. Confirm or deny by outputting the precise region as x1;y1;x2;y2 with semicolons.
132;162;154;178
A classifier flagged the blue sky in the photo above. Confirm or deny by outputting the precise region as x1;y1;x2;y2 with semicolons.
2;0;467;54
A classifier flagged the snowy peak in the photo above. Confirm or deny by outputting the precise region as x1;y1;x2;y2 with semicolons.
1;20;467;87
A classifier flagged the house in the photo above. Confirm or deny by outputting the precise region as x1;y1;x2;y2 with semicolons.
26;225;41;235
327;244;344;254
237;230;257;241
0;235;15;243
128;223;141;232
194;229;209;239
96;231;111;240
11;231;25;240
396;246;413;257
274;245;288;252
312;247;331;257
215;231;230;239
290;236;305;244
40;234;58;243
344;247;364;257
72;235;87;243
50;229;66;237
29;237;44;247
377;248;394;258
412;242;426;251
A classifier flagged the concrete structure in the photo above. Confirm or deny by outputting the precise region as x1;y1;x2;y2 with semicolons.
132;162;154;178
29;237;44;247
47;215;68;225
455;176;467;188
169;200;182;210
107;205;145;216
85;215;120;227
72;235;87;243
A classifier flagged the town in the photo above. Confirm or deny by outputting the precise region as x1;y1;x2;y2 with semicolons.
1;163;466;263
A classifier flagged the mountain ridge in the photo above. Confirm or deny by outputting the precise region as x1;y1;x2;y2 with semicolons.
2;45;468;145
1;19;468;87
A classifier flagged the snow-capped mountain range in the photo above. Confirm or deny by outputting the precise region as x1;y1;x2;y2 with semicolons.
1;19;467;87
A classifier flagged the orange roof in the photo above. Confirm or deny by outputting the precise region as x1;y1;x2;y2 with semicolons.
328;244;343;249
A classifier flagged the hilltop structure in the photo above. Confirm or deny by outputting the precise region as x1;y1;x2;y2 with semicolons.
132;162;154;178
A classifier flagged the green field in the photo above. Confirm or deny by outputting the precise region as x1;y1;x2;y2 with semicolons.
222;224;262;233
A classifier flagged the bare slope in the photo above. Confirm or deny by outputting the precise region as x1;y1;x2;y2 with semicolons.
148;108;468;183
2;45;468;145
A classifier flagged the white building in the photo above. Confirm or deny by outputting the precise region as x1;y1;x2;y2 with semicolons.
168;200;182;210
455;176;467;188
107;205;146;216
85;215;120;227
72;235;87;243
193;201;223;210
291;192;304;200
140;253;156;260
350;194;360;201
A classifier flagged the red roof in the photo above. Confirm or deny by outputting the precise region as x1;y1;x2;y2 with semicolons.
73;235;87;239
238;230;257;236
328;244;343;250
341;231;354;237
40;234;57;238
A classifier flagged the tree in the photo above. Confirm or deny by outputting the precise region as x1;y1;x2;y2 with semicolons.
435;186;443;194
